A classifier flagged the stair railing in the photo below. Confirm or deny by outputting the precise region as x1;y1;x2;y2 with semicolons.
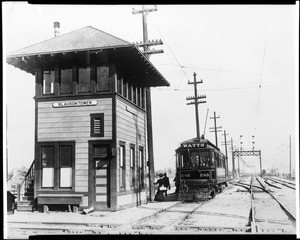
17;160;35;204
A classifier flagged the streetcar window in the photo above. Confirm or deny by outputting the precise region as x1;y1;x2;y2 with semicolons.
211;152;215;167
215;152;220;167
176;153;180;168
190;152;200;167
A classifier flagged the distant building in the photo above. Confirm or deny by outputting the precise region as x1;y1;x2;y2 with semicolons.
6;25;170;211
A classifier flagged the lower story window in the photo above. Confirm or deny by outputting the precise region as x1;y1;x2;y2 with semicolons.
39;142;75;190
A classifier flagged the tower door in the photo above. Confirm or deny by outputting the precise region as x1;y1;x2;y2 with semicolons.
88;142;111;209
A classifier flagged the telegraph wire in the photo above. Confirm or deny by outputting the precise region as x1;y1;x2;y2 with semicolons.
254;23;269;133
157;62;263;75
152;84;285;92
148;16;191;87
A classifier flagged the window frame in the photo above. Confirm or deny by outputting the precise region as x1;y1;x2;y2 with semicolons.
130;144;135;188
38;141;75;191
139;146;144;188
119;142;126;190
42;69;55;95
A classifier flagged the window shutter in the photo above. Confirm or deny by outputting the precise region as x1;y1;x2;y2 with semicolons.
94;118;101;134
90;113;104;137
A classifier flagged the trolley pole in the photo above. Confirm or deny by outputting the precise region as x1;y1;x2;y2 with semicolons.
132;5;163;202
186;73;206;139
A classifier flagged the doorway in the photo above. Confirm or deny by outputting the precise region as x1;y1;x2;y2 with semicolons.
88;142;111;209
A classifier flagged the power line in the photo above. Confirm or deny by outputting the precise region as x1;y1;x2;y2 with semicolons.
152;84;285;92
157;62;263;75
148;16;190;86
254;23;269;133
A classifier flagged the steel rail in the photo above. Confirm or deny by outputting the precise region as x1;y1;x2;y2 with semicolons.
265;177;296;190
255;176;296;221
130;202;207;232
104;201;184;233
250;176;257;233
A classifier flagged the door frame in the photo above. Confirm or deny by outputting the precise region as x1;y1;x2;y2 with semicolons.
88;140;114;209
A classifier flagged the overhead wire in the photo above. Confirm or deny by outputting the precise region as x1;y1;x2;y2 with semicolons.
254;23;269;133
152;84;284;92
148;16;191;87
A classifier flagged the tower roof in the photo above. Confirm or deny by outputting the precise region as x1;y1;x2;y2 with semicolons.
7;26;131;57
6;26;170;87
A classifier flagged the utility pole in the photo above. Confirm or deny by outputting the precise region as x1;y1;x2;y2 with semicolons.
132;5;164;202
289;135;291;178
209;112;222;148
231;138;235;178
221;130;229;179
186;73;206;139
237;147;241;176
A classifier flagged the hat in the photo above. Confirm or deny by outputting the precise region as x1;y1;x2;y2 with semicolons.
159;173;163;177
164;173;167;176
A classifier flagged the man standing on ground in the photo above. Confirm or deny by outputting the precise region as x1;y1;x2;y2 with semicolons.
162;173;171;197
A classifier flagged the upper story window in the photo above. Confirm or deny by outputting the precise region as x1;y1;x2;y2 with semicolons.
78;67;91;93
96;66;110;92
133;86;137;104
43;70;55;95
123;82;128;98
60;68;72;94
128;83;132;101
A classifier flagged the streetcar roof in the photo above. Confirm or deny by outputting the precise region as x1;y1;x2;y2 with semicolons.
176;137;221;152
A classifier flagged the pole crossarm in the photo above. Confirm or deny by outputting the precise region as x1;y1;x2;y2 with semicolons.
233;150;261;158
134;39;163;47
132;6;157;14
142;49;164;55
187;100;206;105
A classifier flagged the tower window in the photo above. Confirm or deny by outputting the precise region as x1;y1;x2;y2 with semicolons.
60;68;72;94
96;66;110;92
78;67;91;93
43;70;55;95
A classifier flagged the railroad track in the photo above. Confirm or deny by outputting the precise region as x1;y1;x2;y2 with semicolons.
8;202;208;236
263;177;296;190
8;178;295;237
106;201;208;234
251;176;296;233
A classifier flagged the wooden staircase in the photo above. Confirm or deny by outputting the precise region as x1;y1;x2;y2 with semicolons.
16;161;35;212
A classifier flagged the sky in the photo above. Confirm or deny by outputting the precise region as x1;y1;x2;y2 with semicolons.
3;3;299;175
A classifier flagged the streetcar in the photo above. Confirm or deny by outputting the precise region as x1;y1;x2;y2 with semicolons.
175;136;228;201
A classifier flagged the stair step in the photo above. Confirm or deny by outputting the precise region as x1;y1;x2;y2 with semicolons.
17;205;33;211
22;196;34;201
18;201;33;205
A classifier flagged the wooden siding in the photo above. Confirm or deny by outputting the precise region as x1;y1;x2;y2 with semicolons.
37;98;112;193
115;96;147;191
